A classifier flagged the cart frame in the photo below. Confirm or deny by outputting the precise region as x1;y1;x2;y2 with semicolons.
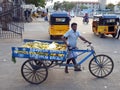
11;39;114;84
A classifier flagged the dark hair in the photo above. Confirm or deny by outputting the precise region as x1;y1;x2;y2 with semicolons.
71;22;77;27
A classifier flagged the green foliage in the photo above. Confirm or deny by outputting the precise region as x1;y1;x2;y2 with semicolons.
53;1;62;10
25;0;46;7
80;5;88;10
117;2;120;6
53;1;76;11
106;3;115;11
61;1;76;11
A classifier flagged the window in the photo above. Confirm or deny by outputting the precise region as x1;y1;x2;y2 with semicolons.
55;18;66;23
106;19;115;23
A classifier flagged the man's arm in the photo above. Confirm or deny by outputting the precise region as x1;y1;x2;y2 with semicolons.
79;36;91;44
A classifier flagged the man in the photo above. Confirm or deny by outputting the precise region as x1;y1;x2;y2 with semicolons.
62;22;91;73
116;22;120;39
116;29;120;39
83;13;89;24
24;9;31;22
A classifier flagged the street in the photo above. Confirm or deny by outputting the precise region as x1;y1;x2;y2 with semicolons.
0;17;120;90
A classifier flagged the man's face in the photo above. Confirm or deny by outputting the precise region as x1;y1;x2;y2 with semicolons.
72;25;77;32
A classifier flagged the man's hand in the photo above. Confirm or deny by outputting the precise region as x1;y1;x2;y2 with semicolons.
87;41;91;44
84;41;91;44
79;36;91;44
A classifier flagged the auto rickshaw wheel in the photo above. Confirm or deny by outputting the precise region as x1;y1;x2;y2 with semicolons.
99;33;105;38
50;35;53;40
112;33;117;38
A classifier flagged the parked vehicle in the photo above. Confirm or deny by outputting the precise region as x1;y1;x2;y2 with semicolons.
49;12;71;39
92;14;119;38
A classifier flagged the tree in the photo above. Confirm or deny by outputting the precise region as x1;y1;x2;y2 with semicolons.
53;1;75;11
25;0;46;7
117;1;120;10
106;3;115;11
117;1;120;6
80;5;88;10
53;1;62;10
61;1;76;11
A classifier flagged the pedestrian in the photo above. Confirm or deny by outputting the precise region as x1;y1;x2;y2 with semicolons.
116;22;120;39
24;9;31;22
62;22;91;73
116;28;120;39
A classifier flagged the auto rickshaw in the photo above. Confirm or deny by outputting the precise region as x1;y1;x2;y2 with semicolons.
32;11;39;18
49;12;70;39
92;14;119;38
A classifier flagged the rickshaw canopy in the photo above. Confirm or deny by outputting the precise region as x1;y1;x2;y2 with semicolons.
50;12;69;17
93;14;119;25
93;14;120;20
49;12;70;25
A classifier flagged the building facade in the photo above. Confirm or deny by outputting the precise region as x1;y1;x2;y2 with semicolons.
98;0;106;10
76;1;99;11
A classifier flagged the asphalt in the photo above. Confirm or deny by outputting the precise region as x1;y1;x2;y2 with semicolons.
0;17;120;90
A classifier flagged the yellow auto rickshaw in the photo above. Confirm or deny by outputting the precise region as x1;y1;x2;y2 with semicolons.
92;14;119;38
49;12;71;39
32;11;39;18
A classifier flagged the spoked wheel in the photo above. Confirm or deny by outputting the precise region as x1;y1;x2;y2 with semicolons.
89;54;114;78
21;59;48;84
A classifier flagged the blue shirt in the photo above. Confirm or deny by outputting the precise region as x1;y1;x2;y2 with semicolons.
64;29;80;47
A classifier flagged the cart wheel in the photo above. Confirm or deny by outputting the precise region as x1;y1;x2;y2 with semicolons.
43;60;54;67
21;59;48;84
89;54;114;78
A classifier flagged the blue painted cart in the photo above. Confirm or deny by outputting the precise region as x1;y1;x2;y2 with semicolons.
11;39;114;84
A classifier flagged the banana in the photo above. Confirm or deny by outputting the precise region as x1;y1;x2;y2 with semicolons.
22;41;67;50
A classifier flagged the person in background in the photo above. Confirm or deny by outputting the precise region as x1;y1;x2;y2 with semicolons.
116;21;120;39
62;22;91;73
24;9;31;22
83;13;89;24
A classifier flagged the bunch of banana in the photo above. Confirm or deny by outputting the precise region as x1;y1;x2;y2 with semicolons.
22;41;67;51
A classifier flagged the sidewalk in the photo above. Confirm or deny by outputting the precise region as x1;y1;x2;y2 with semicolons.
23;17;49;40
0;17;48;41
0;17;49;60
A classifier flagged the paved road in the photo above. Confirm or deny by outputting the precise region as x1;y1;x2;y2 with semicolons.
0;17;120;90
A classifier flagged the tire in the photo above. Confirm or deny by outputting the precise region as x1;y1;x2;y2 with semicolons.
112;33;117;38
99;33;105;38
50;35;53;40
89;54;114;78
21;59;48;84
